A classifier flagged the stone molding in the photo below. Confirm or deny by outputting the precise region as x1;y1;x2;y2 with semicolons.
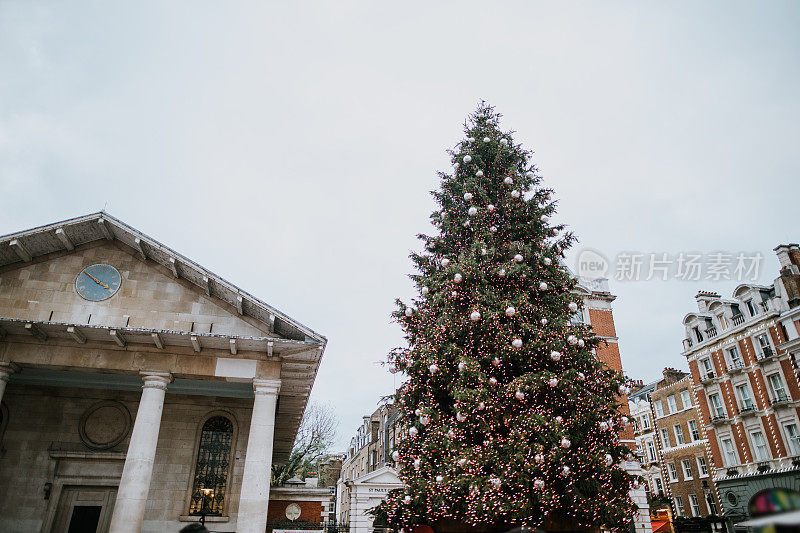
253;377;281;396
0;361;19;380
140;370;172;390
79;400;132;450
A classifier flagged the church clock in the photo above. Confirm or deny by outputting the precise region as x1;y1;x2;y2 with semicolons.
76;264;122;301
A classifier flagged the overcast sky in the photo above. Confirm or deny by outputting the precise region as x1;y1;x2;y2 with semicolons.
2;1;799;450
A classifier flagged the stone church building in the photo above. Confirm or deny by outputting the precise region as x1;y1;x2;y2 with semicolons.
0;212;327;533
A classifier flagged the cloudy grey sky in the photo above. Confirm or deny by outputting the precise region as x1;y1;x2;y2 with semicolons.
2;1;799;449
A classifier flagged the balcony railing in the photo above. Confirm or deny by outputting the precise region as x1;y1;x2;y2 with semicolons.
758;347;776;360
706;326;718;338
729;361;745;374
771;393;791;407
732;314;745;326
760;301;770;313
711;413;728;425
701;372;715;383
739;405;758;417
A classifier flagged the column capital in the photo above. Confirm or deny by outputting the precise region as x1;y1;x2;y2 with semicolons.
253;378;281;396
0;362;19;381
139;370;172;390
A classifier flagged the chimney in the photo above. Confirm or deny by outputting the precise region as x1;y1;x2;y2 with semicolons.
776;244;800;308
695;291;721;313
662;367;688;385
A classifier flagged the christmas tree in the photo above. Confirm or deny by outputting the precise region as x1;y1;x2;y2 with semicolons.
375;104;636;532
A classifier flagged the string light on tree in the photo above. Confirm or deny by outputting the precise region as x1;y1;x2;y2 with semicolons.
377;104;635;533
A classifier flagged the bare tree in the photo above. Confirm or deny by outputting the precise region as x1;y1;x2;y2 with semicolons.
272;401;338;486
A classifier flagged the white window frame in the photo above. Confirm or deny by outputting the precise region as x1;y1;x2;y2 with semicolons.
641;414;650;429
689;494;701;517
688;419;700;441
667;395;678;413
700;358;714;378
784;422;800;456
736;383;755;410
681;390;691;409
674;495;685;516
697;455;709;477
660;428;671;448
728;346;743;368
654;401;664;418
674;424;686;445
755;333;774;359
750;430;770;462
768;373;788;402
667;462;678;482
709;393;725;418
721;437;738;466
682;459;693;480
647;440;657;462
654;476;664;495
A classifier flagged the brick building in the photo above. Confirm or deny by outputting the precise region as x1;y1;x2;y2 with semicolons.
336;403;403;533
572;276;636;447
268;476;336;533
681;243;800;523
629;380;666;505
649;369;720;519
0;213;327;533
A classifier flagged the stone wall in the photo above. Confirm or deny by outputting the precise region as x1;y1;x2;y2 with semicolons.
0;383;256;533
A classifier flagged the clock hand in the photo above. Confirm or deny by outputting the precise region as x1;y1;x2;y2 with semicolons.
85;271;110;290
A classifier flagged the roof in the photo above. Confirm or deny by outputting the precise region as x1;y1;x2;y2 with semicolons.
0;212;328;461
0;212;325;344
628;379;658;401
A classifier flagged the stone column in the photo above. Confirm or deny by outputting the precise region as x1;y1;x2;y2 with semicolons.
109;371;172;533
237;378;281;533
0;362;19;405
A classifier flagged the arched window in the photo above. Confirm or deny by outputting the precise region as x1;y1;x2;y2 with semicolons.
189;416;234;516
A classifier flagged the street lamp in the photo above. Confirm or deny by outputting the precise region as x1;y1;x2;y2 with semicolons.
199;487;215;526
702;480;721;532
702;481;714;514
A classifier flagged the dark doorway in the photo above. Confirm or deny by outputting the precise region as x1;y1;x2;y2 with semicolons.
67;505;102;533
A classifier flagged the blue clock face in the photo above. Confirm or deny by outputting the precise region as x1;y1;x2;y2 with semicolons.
75;264;122;301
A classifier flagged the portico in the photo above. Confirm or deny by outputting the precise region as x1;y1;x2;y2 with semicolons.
0;213;327;533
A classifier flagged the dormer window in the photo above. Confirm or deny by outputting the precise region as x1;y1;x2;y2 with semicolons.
731;304;744;326
717;315;728;330
745;300;757;317
693;327;703;343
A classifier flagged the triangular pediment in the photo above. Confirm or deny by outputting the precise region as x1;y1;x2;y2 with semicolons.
355;466;402;486
0;212;325;344
0;241;270;337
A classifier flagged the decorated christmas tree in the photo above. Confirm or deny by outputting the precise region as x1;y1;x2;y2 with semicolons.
375;104;636;532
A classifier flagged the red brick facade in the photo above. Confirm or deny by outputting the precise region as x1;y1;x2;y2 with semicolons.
682;246;800;506
267;500;324;525
585;301;634;443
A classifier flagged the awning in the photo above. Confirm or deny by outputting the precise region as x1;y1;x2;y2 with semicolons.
651;520;670;532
